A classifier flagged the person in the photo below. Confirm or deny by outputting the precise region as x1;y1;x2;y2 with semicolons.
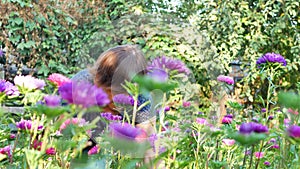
71;44;156;152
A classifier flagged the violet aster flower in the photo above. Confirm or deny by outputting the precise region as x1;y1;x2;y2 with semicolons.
47;73;71;87
16;119;32;130
58;81;110;108
113;94;134;106
147;56;190;75
264;161;271;166
88;145;99;155
44;95;61;107
239;122;268;134
222;139;235;146
147;68;169;82
14;75;46;90
0;80;20;96
164;106;170;112
287;125;300;138
109;122;142;140
100;112;122;121
256;53;287;66
261;108;266;112
217;75;234;85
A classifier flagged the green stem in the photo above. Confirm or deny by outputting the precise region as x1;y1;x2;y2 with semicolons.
248;145;255;169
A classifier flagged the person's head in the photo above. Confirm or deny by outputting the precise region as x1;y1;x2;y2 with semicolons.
91;44;147;95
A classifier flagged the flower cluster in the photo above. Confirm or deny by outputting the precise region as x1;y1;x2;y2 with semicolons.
58;81;110;108
256;52;287;66
101;112;122;121
109;122;142;140
14;75;46;91
0;80;19;96
147;56;190;75
239;122;269;134
113;94;134;106
16;119;43;131
217;75;234;85
47;73;71;87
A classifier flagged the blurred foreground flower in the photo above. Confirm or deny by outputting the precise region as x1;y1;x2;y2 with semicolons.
47;73;71;87
287;125;300;138
239;122;268;134
256;52;287;66
217;75;234;85
109;122;141;140
44;95;61;107
58;81;110;108
88;145;100;155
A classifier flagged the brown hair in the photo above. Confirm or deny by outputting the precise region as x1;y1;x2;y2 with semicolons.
89;44;147;114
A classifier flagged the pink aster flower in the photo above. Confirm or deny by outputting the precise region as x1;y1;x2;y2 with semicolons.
14;75;46;90
182;101;191;107
222;139;235;146
59;118;87;131
0;145;12;158
217;75;234;85
47;73;71;87
254;152;264;159
46;147;56;155
88;145;100;155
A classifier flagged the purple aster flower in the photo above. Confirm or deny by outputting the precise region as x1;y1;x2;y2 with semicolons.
164;106;170;112
287;125;300;138
256;53;287;66
14;75;46;90
112;94;134;106
217;75;234;85
100;112;122;121
261;108;266;112
0;145;12;158
88;145;99;155
271;144;280;149
239;123;254;134
58;81;110;108
16;119;32;130
251;122;269;133
10;134;16;139
147;68;169;82
147;56;190;75
46;147;56;155
268;115;274;121
264;161;271;166
183;101;191;107
0;80;20;96
109;122;141;140
44;95;61;107
222;115;233;124
284;118;291;126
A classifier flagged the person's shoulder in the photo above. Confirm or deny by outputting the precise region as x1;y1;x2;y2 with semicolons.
71;69;94;84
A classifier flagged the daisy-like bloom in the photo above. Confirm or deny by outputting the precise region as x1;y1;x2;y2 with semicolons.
147;56;190;75
58;81;110;108
109;122;142;140
112;94;134;106
14;75;46;90
254;152;264;159
256;53;287;66
217;75;234;85
100;112;122;121
287;125;300;138
44;95;61;107
46;147;56;155
0;80;20;96
88;145;100;155
47;73;71;87
222;139;235;146
59;118;87;131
